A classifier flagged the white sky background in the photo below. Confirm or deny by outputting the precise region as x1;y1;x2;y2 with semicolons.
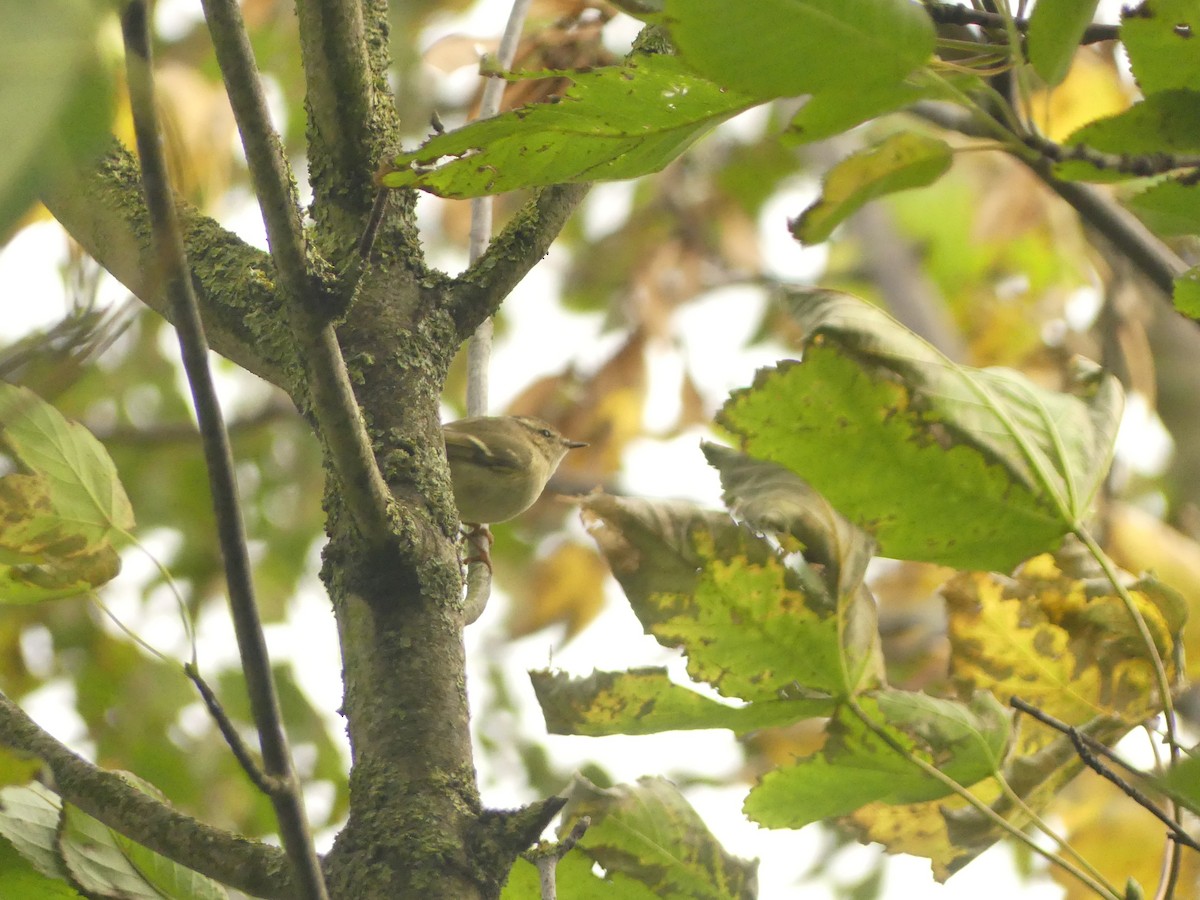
0;0;1167;897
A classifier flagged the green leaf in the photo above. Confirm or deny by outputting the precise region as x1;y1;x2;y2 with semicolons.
662;0;935;99
702;444;875;599
1065;89;1200;154
0;382;133;602
0;0;115;237
791;132;953;244
60;802;166;899
718;291;1124;570
785;79;938;146
581;494;882;702
1121;0;1200;95
532;667;834;737
0;783;71;883
111;828;229;900
1174;267;1200;318
59;775;228;900
1158;754;1200;816
562;777;758;900
503;850;661;899
1027;0;1101;85
1125;178;1200;236
744;690;1008;828
0;837;81;899
580;495;777;630
0;780;227;900
382;56;754;198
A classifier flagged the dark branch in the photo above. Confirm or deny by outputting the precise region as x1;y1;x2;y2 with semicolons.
923;1;1120;45
120;6;329;898
1036;173;1187;299
913;103;1189;303
1011;698;1199;852
0;690;292;898
185;664;281;796
1024;133;1200;180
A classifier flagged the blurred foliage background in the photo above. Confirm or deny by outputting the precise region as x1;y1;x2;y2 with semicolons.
3;0;1200;895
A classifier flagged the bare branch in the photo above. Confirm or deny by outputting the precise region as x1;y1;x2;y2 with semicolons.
524;816;592;900
1024;132;1200;180
1011;698;1199;852
184;664;281;796
202;0;395;551
0;690;292;898
462;0;537;623
923;1;1120;45
120;6;328;897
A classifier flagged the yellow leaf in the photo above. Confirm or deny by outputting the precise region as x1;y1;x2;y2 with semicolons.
507;541;608;639
944;553;1179;755
1029;50;1133;143
1051;774;1200;900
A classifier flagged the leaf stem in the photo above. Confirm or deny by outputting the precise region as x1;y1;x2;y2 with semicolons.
1073;526;1183;900
846;698;1124;900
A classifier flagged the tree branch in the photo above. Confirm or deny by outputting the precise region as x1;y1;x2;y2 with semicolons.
40;148;287;386
1012;698;1200;852
294;0;394;242
449;182;591;340
1024;132;1200;179
202;0;395;550
923;0;1120;45
120;6;328;897
462;0;538;623
0;691;292;899
1037;173;1189;298
913;103;1189;303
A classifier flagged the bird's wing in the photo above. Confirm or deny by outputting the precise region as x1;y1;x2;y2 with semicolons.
444;427;525;473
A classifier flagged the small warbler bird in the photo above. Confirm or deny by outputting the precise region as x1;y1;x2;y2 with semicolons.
443;415;587;525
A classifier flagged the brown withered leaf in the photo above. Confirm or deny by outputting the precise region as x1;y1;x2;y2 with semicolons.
470;3;615;115
507;541;609;639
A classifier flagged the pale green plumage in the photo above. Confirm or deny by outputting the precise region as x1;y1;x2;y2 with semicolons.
443;416;586;523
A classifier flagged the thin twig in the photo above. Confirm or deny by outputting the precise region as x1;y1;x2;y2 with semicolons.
1011;698;1199;852
923;0;1120;45
524;816;592;900
119;6;329;898
462;0;536;624
912;103;1191;303
185;663;282;796
1025;133;1200;179
449;182;591;340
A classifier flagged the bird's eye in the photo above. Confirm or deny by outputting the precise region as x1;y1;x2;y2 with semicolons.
539;428;554;438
